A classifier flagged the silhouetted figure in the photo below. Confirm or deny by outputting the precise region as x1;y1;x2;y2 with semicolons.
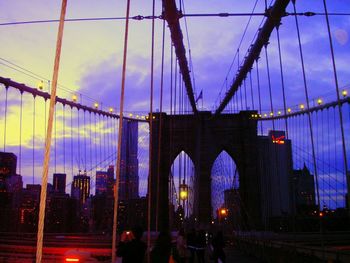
186;228;196;263
151;231;172;263
176;228;188;263
212;231;226;263
117;226;147;263
196;229;206;263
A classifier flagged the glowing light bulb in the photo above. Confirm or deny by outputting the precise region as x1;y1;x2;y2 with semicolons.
317;98;323;105
94;102;99;109
38;81;44;90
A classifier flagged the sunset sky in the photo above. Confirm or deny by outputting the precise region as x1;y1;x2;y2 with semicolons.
0;0;349;203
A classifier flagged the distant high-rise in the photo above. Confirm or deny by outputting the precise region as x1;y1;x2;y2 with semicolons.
71;172;90;205
53;173;66;194
291;164;316;214
96;171;108;196
120;120;139;200
258;130;293;226
0;152;17;192
107;165;115;197
96;166;115;197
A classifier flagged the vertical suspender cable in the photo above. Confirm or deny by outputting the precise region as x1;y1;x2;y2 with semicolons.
147;0;156;260
256;60;263;134
44;99;47;140
94;113;98;170
36;0;67;261
276;27;289;138
292;1;321;213
89;112;92;176
77;107;81;170
84;110;87;172
264;46;275;130
111;0;131;261
63;105;66;173
71;106;74;178
19;92;23;175
244;78;248;110
322;0;349;208
3;86;8;151
54;103;57;173
33;96;36;184
249;72;255;110
99;114;102;167
156;18;166;231
103;114;106;165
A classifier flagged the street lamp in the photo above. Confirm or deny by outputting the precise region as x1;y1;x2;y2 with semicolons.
179;180;188;220
179;180;188;201
38;81;44;90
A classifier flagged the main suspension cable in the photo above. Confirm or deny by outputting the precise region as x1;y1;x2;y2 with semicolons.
36;0;67;261
111;0;131;261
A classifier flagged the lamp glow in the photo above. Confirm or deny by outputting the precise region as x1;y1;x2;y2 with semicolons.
109;107;113;113
94;102;99;109
317;98;323;105
300;104;305;110
38;81;44;90
287;108;291;113
342;90;348;97
72;95;78;102
179;181;188;201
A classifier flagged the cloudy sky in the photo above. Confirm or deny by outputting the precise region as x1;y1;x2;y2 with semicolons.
0;0;349;206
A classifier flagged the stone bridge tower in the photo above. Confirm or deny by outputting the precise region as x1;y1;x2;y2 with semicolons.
149;111;262;231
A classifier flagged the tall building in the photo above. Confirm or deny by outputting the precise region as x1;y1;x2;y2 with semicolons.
71;172;90;206
96;166;115;197
53;173;66;194
291;164;316;214
119;120;139;200
96;171;108;196
0;152;17;192
258;130;293;228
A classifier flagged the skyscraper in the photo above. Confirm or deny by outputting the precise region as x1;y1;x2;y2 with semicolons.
0;152;17;192
119;120;139;200
96;171;108;196
53;173;66;194
258;130;293;227
291;164;316;214
96;166;115;197
71;172;90;206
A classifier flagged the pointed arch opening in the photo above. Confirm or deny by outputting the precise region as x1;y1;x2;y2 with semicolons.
211;150;239;223
170;151;195;223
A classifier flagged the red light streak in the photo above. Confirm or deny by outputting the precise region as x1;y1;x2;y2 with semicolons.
65;258;80;262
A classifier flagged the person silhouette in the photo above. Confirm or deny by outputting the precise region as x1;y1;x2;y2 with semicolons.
151;231;172;263
212;231;226;263
117;226;147;263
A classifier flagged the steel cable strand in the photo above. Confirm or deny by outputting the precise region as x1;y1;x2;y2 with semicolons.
111;0;131;261
36;0;67;261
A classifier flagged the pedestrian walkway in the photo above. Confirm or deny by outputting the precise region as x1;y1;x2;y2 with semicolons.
224;247;262;263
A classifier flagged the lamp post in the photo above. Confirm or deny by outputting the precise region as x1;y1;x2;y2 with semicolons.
179;180;188;219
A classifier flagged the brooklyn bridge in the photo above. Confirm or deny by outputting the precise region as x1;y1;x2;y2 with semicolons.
0;0;349;262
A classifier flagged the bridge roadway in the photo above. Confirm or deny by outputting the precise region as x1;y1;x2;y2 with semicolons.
1;232;350;262
0;232;261;262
